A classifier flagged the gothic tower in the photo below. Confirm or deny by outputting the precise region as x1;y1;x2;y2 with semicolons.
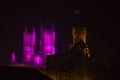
11;51;16;64
72;27;87;45
44;24;55;55
23;27;36;63
70;9;90;58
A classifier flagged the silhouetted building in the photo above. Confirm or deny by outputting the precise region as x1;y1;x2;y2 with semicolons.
9;17;116;79
41;27;114;80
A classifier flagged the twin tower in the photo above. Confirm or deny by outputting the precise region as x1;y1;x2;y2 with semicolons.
11;23;55;68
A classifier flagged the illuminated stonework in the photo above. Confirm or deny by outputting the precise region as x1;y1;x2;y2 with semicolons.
11;23;55;68
11;51;16;64
44;24;55;55
72;27;87;44
70;27;91;58
37;23;55;68
23;27;36;63
34;54;42;65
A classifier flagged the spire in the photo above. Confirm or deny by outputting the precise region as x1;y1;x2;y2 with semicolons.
11;51;16;64
25;27;28;33
40;22;44;32
23;25;28;33
73;8;80;16
73;8;81;27
32;26;35;32
51;23;55;32
44;24;47;32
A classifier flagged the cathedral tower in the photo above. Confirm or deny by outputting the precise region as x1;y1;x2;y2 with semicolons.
72;27;87;45
70;9;90;58
23;27;36;63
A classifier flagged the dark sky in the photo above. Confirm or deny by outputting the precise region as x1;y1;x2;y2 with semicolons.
0;0;120;71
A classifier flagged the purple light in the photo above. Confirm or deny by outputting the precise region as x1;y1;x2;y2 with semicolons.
39;23;45;55
11;24;56;68
23;27;36;63
26;55;31;59
44;25;55;55
11;51;16;63
46;46;52;51
34;55;42;65
36;23;55;68
38;23;46;68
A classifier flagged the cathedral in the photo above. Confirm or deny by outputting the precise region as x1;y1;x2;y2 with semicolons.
10;23;113;80
11;23;55;69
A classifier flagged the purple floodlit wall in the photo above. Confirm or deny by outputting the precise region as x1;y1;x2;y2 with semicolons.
37;23;46;68
23;27;36;63
35;23;55;68
51;24;55;54
11;24;55;68
39;24;45;55
33;54;46;68
44;24;55;55
44;25;55;55
11;51;16;63
34;55;42;65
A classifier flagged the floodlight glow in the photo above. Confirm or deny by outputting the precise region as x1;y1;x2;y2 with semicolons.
34;55;42;65
11;51;16;63
12;24;55;68
23;27;36;63
44;25;55;55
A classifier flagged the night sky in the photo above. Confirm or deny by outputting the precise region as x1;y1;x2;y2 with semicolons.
0;0;120;71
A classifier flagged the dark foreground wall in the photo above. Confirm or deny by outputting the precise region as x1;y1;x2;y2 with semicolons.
45;49;119;80
0;66;53;80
